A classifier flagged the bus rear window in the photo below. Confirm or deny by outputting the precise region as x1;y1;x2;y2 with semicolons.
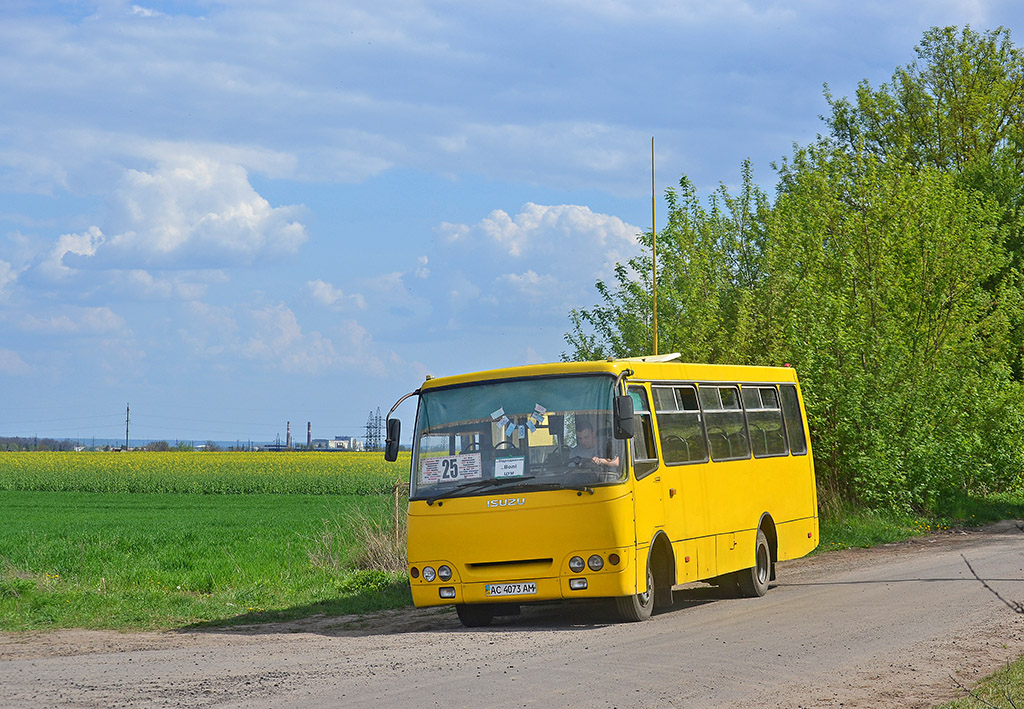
779;384;808;455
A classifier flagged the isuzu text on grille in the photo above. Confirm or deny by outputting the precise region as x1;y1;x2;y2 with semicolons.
486;498;525;508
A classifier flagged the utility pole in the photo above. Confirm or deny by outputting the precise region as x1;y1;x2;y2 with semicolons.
125;403;130;450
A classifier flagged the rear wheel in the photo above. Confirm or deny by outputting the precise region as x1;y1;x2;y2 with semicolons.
736;529;771;598
456;604;494;627
615;554;655;622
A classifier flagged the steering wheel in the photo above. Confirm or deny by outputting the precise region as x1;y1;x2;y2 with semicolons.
462;441;481;452
494;440;518;451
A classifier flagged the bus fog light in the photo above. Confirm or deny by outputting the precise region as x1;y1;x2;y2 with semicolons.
439;587;456;599
569;556;585;573
438;565;452;581
588;555;604;571
423;566;436;582
569;578;588;590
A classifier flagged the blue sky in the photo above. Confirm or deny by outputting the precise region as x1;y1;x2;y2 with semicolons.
1;1;1021;444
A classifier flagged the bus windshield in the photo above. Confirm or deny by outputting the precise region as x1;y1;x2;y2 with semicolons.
410;375;627;500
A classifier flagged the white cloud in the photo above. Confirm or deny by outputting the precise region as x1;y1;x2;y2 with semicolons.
307;279;367;310
20;306;126;335
46;157;307;272
112;269;223;301
0;349;29;375
437;202;641;274
243;304;339;374
44;226;105;278
423;203;643;330
496;269;560;297
0;260;17;297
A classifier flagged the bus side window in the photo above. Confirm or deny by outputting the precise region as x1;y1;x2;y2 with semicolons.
741;385;788;458
779;384;808;455
653;384;708;464
629;386;659;478
699;385;750;461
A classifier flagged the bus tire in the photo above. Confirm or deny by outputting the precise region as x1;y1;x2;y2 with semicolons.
737;529;771;598
456;604;494;627
615;554;654;622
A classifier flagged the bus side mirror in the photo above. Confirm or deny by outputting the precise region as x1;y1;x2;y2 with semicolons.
384;418;401;461
613;395;634;439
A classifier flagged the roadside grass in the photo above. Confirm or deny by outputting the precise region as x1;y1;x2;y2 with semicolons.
816;492;1024;554
0;490;410;631
941;657;1024;708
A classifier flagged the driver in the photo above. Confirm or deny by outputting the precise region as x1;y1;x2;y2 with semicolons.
573;417;619;469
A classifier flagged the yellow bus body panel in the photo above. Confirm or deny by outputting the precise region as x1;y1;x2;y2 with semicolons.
407;487;639;607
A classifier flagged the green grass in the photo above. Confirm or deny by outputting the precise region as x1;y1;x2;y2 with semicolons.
940;657;1024;708
817;492;1024;553
0;490;410;631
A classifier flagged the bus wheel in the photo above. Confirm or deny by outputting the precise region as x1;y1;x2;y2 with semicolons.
615;555;654;622
456;604;494;627
737;529;771;598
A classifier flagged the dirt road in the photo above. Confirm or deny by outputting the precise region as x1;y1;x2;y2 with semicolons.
1;521;1022;708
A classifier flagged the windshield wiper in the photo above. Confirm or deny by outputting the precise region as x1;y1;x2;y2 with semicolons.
513;481;596;495
425;476;537;505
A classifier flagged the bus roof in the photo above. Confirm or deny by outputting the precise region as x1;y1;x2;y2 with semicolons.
419;358;800;392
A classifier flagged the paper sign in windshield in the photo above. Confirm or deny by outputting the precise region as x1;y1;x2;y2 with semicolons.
419;453;483;484
494;456;526;478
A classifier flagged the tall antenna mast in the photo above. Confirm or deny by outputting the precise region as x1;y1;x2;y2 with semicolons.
125;403;130;450
651;137;658;356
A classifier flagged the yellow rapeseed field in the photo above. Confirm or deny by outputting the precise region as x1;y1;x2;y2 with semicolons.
0;451;410;494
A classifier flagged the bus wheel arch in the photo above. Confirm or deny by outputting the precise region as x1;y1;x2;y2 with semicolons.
649;532;675;609
758;513;778;582
737;515;776;598
615;532;674;621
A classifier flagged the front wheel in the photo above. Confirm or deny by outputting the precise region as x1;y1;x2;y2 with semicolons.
456;604;494;627
615;554;654;621
736;529;771;598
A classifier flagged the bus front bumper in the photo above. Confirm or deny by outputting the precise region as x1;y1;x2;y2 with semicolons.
409;553;637;607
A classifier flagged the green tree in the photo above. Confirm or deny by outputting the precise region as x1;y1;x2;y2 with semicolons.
823;25;1024;376
769;145;1017;508
564;161;770;362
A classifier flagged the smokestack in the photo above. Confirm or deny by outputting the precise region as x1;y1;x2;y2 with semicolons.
286;421;292;448
307;422;311;448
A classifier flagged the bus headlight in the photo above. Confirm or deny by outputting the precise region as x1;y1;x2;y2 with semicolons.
423;566;437;582
438;565;452;581
588;555;604;571
569;556;585;573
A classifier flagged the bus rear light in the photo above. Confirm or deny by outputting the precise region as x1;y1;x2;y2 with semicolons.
439;587;456;599
569;578;588;590
569;556;585;573
587;555;604;571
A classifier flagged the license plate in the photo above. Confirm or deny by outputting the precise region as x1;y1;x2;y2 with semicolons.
484;582;537;597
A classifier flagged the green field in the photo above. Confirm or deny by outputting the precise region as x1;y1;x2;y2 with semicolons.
0;452;411;630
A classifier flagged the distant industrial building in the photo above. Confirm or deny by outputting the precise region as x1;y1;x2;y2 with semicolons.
310;436;365;451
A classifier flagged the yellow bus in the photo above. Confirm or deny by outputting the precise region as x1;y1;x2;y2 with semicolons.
384;354;818;626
